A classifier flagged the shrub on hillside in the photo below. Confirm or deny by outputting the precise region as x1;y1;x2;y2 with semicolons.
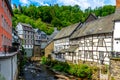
77;64;92;79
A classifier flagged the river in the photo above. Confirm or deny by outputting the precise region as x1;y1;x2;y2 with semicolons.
22;62;57;80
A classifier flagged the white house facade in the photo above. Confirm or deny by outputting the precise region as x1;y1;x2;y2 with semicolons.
53;23;81;61
16;23;34;57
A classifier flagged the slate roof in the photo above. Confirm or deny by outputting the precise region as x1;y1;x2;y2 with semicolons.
84;13;97;23
113;8;120;21
19;23;34;32
59;45;79;53
59;49;68;53
48;28;59;42
34;29;39;32
54;23;81;40
70;10;120;39
20;23;32;28
67;45;79;52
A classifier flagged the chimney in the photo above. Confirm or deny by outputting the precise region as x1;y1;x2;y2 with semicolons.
116;0;120;8
115;0;120;13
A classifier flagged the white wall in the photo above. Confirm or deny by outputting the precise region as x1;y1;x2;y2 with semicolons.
114;21;120;52
0;54;18;80
0;58;11;80
16;23;23;35
54;38;69;52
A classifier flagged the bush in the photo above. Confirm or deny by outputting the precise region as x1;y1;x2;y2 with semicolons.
62;62;70;73
51;60;59;67
68;64;78;75
41;56;47;64
42;59;92;79
52;61;69;72
77;64;92;79
53;64;64;71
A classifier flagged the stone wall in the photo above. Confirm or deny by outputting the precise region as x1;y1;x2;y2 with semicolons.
45;41;54;58
33;45;41;57
110;58;120;80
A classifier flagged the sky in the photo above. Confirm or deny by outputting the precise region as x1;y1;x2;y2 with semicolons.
11;0;115;10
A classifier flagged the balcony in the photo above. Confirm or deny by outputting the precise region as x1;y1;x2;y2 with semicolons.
3;45;18;53
111;51;120;58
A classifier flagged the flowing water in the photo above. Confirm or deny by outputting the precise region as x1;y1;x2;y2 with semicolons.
23;63;57;80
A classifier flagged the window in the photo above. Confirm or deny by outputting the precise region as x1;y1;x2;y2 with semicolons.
1;15;4;27
89;41;93;46
41;34;46;39
79;42;83;47
84;51;93;59
25;35;26;38
2;0;4;8
79;50;82;58
99;51;104;64
98;38;104;47
31;40;33;44
84;51;88;59
1;35;3;46
68;53;72;56
24;40;26;44
85;41;88;46
88;51;93;59
39;36;41;39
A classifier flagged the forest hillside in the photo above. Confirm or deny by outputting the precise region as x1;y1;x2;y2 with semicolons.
12;4;115;35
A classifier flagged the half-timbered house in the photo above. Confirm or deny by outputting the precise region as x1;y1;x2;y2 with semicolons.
70;13;114;65
53;0;120;66
66;13;97;63
53;23;81;61
70;1;120;65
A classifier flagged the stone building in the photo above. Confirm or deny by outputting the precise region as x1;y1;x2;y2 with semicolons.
40;31;48;56
45;28;59;59
45;41;54;58
33;29;41;57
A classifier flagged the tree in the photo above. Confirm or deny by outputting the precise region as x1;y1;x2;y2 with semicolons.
12;4;115;35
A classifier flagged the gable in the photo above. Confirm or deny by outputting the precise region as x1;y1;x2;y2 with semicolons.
84;13;97;23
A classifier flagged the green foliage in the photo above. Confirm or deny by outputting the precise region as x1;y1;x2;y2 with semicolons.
53;64;64;71
41;56;48;64
12;5;115;35
43;59;92;79
77;64;92;79
68;64;78;75
68;64;92;79
20;46;27;68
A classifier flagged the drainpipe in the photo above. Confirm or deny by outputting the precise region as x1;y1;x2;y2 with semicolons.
11;56;13;80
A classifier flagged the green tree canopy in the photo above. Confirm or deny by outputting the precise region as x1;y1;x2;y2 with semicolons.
12;5;115;35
